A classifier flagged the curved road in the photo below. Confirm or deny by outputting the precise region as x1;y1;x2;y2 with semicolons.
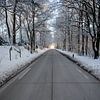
0;50;100;100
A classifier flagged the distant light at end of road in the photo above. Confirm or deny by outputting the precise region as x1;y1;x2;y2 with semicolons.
49;43;56;49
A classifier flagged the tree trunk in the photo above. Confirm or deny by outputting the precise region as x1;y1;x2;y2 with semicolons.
5;8;11;44
96;5;100;58
92;39;99;59
12;0;17;45
64;31;67;50
70;29;73;51
81;34;85;55
77;29;80;54
68;27;71;51
32;1;35;52
95;28;100;59
19;13;22;44
63;38;66;50
85;36;88;56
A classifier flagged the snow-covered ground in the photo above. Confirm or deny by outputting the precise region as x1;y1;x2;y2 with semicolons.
58;49;100;79
0;46;48;85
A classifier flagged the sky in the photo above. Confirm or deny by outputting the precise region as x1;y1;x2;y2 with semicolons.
49;0;60;3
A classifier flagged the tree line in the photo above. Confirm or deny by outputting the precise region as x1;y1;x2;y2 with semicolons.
55;0;100;59
0;0;51;53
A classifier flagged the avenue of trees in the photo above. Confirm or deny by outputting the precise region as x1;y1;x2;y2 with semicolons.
55;0;100;59
0;0;100;59
0;0;51;53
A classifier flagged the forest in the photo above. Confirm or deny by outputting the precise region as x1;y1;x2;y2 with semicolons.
0;0;100;59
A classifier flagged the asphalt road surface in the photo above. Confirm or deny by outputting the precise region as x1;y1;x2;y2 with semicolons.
0;50;100;100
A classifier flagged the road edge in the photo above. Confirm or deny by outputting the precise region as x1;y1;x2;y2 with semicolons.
0;50;48;88
57;50;100;81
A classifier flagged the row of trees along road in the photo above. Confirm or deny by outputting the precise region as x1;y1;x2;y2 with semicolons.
55;0;100;59
0;0;52;53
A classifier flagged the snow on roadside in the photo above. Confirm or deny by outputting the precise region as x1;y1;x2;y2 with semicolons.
0;46;48;84
58;49;100;78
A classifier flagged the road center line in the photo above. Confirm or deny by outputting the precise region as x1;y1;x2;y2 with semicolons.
76;68;89;79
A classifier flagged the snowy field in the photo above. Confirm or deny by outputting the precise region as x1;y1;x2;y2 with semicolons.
58;49;100;79
0;46;48;85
